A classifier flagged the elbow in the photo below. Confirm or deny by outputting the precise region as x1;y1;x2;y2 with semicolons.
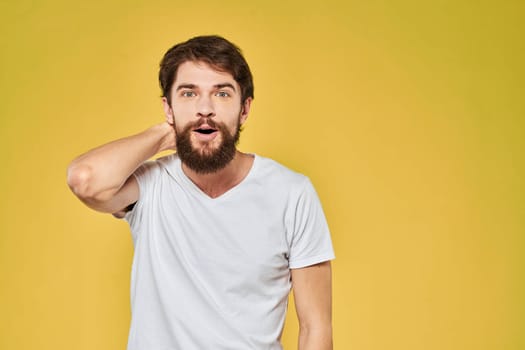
67;162;95;200
300;322;333;336
299;324;333;350
66;162;122;213
67;162;114;203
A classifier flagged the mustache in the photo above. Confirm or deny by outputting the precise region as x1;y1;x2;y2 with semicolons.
192;118;218;129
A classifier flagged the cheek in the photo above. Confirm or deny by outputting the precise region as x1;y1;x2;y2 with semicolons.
172;104;194;123
216;104;242;120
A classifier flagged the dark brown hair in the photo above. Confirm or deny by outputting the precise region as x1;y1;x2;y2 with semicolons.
159;35;254;105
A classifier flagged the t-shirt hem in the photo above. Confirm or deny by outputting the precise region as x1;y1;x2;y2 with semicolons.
289;252;335;269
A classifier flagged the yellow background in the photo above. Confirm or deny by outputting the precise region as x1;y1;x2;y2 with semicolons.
1;0;523;349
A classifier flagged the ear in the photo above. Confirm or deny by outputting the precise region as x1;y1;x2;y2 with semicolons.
239;97;252;125
162;97;174;125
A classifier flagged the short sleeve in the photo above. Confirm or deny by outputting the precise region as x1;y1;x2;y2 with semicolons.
287;178;335;269
124;161;161;238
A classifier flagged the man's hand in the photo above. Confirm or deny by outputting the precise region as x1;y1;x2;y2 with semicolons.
157;121;177;152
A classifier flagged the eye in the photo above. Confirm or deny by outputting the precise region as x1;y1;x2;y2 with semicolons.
181;91;196;97
216;91;230;97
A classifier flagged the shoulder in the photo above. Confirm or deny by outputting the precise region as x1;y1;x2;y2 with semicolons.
124;154;179;226
249;154;316;205
135;153;179;180
254;154;309;187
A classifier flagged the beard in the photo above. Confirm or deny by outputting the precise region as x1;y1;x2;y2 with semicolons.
174;117;241;174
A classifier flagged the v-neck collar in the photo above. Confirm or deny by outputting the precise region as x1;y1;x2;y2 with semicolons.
171;154;259;202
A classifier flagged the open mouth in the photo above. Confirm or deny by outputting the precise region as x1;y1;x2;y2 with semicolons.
194;128;217;134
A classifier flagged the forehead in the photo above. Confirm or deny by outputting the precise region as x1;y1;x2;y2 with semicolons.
174;61;237;89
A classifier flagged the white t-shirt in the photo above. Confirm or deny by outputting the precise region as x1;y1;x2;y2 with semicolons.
124;154;334;350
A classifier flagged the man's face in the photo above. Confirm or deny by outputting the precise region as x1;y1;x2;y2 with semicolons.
163;61;251;173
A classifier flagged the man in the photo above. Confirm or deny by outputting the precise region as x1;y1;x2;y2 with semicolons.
67;35;334;349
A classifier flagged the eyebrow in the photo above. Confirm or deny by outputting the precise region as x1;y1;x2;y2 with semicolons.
175;83;237;92
214;83;236;91
175;84;197;91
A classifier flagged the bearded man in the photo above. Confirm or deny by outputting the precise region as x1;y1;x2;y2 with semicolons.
67;35;334;350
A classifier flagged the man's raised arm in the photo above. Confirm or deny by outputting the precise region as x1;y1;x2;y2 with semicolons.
66;122;175;214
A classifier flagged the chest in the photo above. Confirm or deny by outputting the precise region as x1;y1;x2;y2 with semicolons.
142;185;292;285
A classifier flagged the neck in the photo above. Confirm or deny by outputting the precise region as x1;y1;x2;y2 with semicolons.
181;151;254;198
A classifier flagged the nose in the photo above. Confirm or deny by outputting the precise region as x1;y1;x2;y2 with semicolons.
196;95;215;119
